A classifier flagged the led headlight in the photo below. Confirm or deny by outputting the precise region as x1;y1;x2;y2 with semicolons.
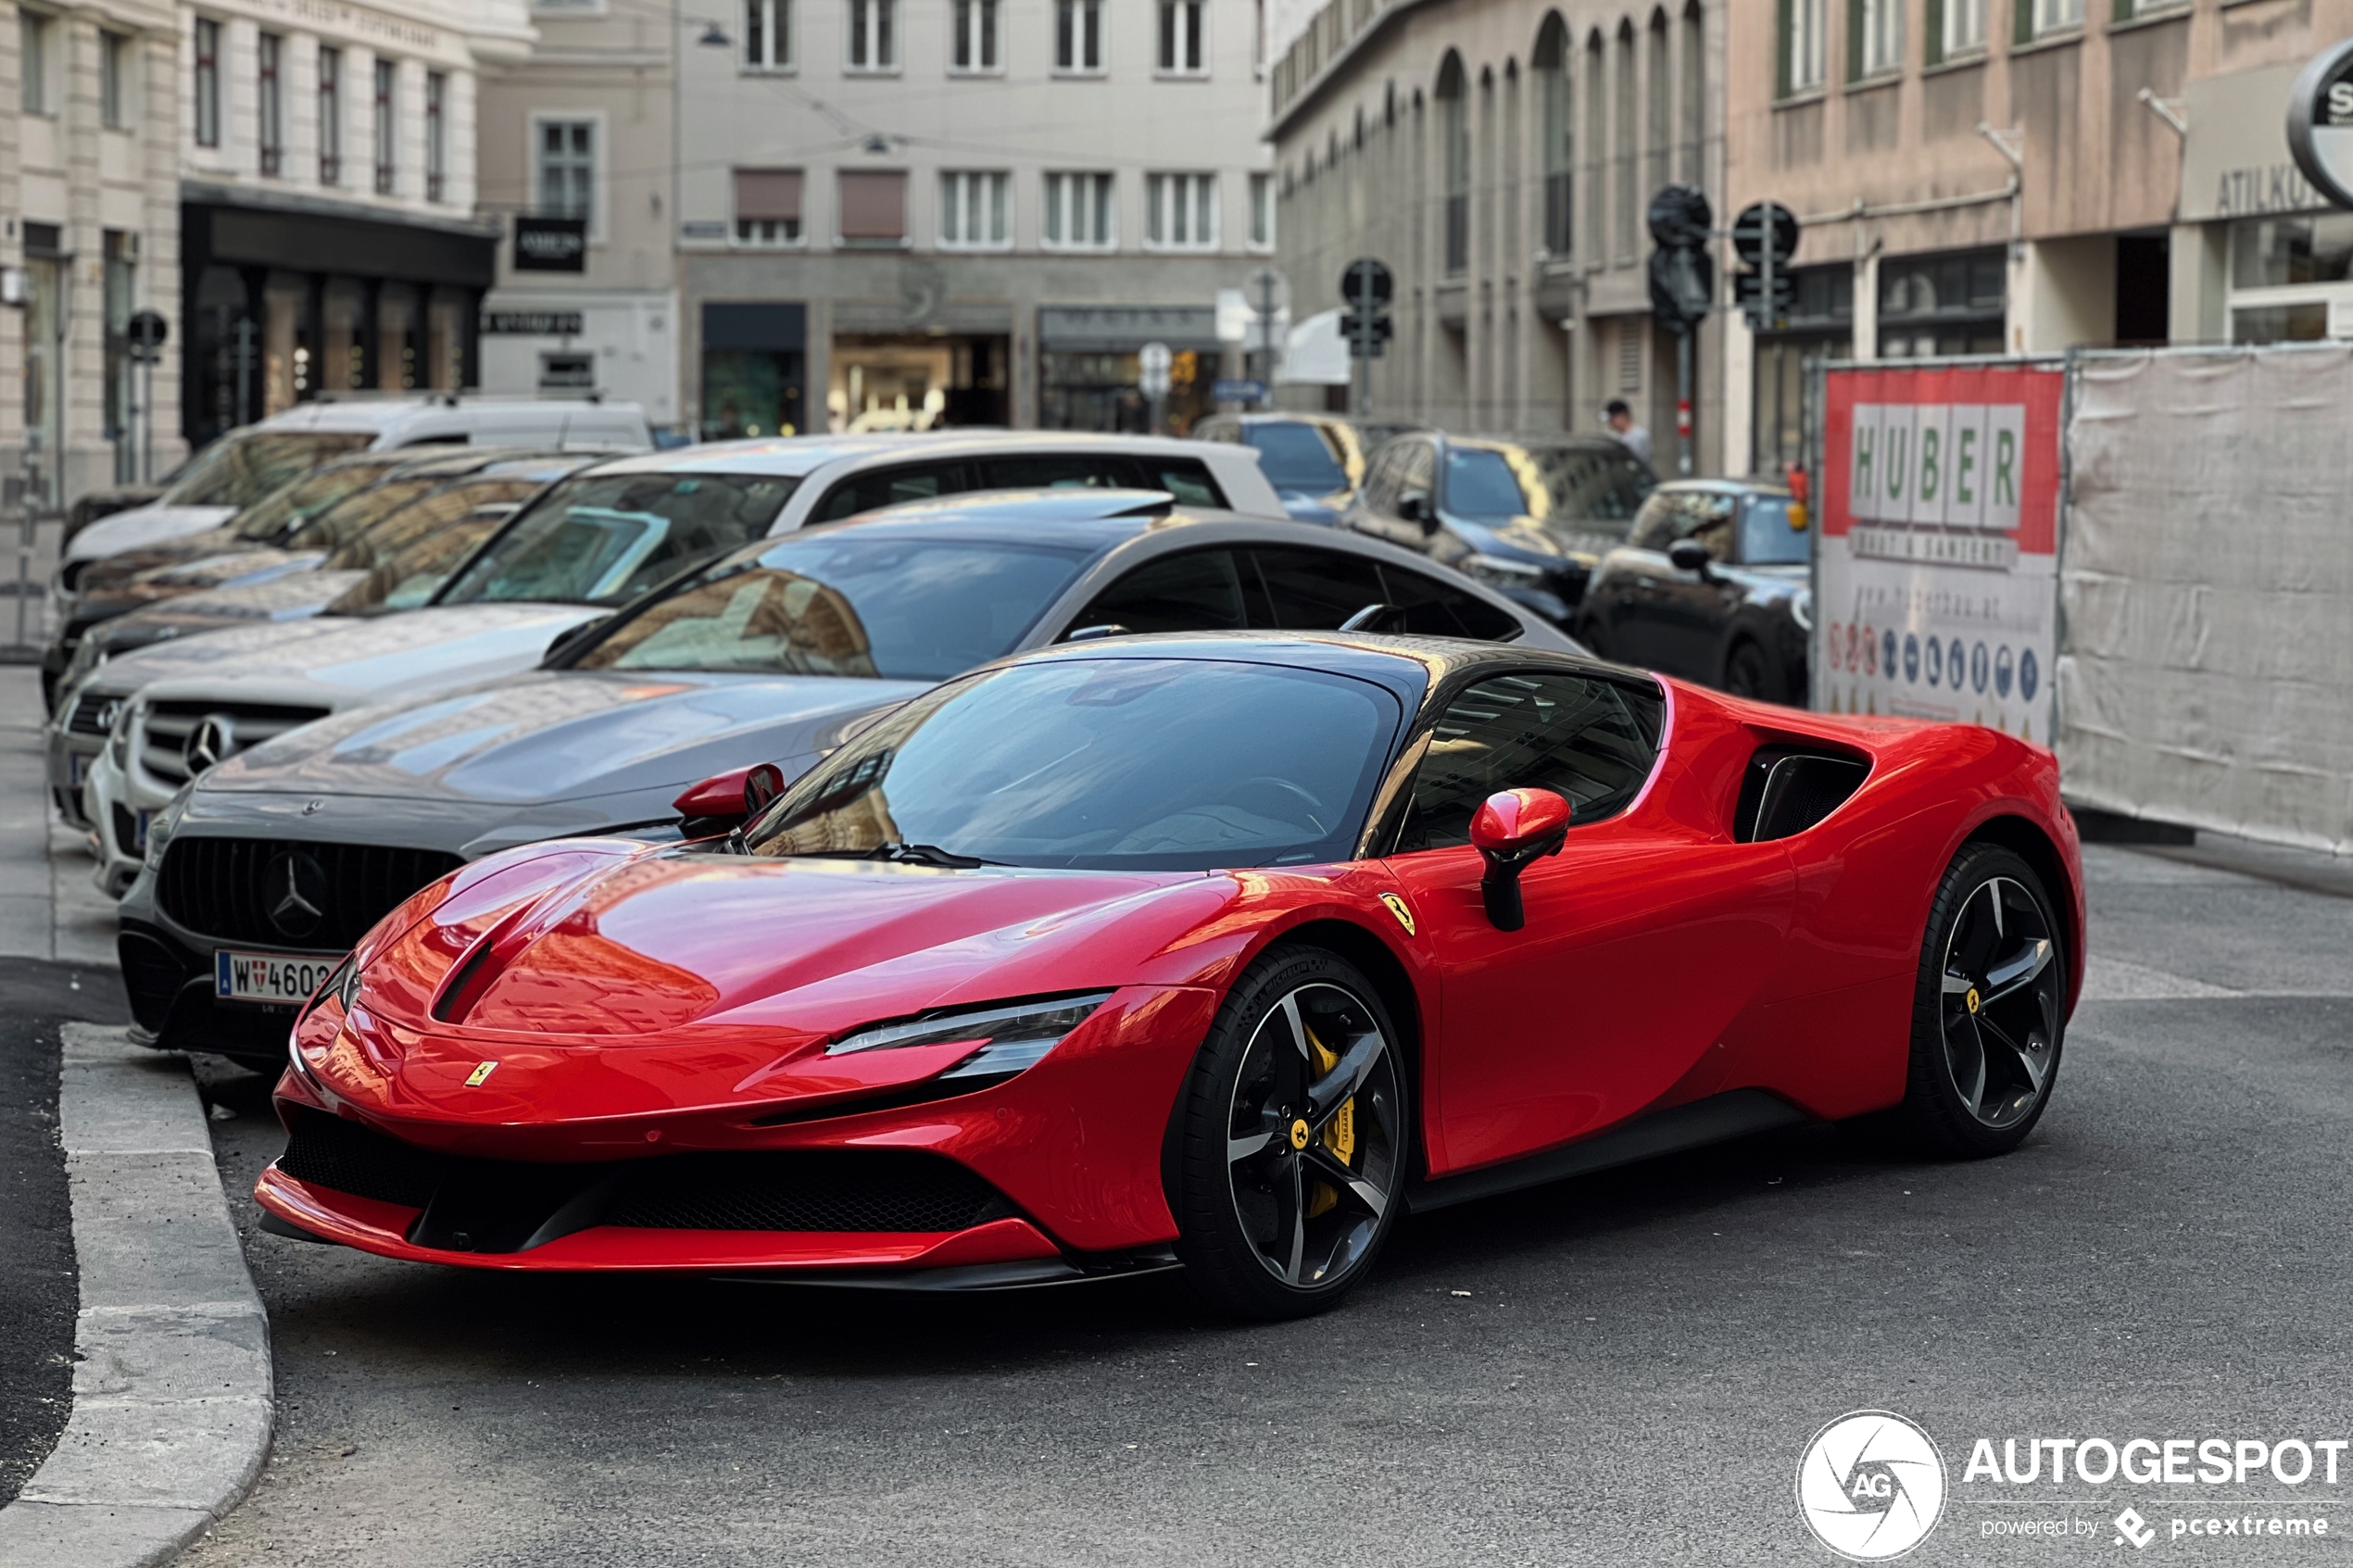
827;992;1114;1081
1459;552;1548;585
107;696;140;769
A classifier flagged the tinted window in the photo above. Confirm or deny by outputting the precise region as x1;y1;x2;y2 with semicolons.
1629;488;1739;552
436;470;800;606
325;479;547;569
743;658;1401;871
573;533;1090;681
328;517;508;613
975;454;1131;490
1070;548;1249;634
160;431;375;509
1251;546;1386;628
811;462;961;523
1141;458;1224;507
230;460;399;542
1376;565;1522;640
296;478;441;551
1392;671;1664;852
1531;445;1655;522
1247;422;1350;494
1443;448;1535;520
1738;496;1810;564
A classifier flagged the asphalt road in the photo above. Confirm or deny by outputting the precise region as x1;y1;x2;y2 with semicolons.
0;959;130;1507
170;843;2352;1567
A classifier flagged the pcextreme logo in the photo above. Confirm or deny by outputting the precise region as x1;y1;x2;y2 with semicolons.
1797;1411;1949;1561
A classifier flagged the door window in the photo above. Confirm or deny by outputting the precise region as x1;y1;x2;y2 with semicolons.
1374;564;1522;640
811;462;963;522
1391;671;1664;852
1250;546;1387;628
975;453;1130;489
1139;458;1223;507
1628;487;1736;554
1735;495;1810;564
1065;547;1251;633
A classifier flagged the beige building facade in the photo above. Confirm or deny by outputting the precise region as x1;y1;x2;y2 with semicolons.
4;0;183;505
1722;0;2353;477
1267;0;1725;472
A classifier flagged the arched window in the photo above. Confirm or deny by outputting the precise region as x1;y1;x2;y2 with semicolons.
1533;14;1571;257
1680;3;1705;186
1436;52;1468;275
1614;21;1637;259
1584;31;1606;264
1645;11;1670;211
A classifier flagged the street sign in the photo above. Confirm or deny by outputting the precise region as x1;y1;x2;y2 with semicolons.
1245;267;1291;318
1213;378;1267;404
1730;201;1801;270
126;308;169;364
514;216;588;272
483;310;585;336
1139;341;1173;400
2288;38;2353;209
1340;257;1394;307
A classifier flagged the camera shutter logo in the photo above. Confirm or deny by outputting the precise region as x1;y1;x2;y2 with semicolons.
1795;1411;1946;1561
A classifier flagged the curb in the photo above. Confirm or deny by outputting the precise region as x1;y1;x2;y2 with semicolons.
0;1024;272;1568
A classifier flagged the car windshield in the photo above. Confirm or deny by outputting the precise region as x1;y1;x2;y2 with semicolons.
326;515;510;614
1444;448;1534;520
292;478;442;552
160;432;375;509
230;460;400;542
1738;496;1811;564
435;470;800;607
322;478;552;571
1526;444;1655;525
742;657;1401;871
574;532;1092;681
1248;422;1350;495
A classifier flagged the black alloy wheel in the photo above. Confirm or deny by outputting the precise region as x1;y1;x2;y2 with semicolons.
1172;947;1407;1319
1894;844;2067;1157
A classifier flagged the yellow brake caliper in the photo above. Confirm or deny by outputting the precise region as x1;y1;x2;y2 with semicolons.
1303;1023;1355;1219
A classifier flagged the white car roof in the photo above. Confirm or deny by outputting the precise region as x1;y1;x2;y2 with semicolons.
580;431;1255;483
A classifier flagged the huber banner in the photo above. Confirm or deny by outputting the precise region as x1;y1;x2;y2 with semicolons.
1815;363;2064;744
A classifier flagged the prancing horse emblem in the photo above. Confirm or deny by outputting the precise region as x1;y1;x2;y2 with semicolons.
1378;891;1416;936
263;849;329;940
184;714;237;775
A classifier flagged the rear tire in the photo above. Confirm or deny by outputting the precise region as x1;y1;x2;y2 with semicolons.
1724;638;1776;700
1171;946;1408;1320
1892;844;2067;1159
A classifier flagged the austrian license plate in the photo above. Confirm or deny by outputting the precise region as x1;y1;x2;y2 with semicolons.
68;753;88;788
215;949;339;1007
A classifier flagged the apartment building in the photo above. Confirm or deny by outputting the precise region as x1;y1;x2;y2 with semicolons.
176;0;531;446
1723;0;2353;475
3;0;182;503
1267;0;1724;467
671;0;1276;435
475;0;677;426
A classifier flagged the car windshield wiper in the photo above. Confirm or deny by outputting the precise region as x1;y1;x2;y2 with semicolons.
794;841;1002;869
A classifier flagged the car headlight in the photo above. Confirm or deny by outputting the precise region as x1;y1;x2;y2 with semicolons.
1792;589;1815;633
144;784;193;871
827;992;1114;1081
107;698;139;768
1459;552;1549;586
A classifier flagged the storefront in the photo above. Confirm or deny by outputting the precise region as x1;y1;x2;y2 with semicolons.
182;190;498;446
1037;305;1222;434
1874;248;2007;360
700;303;807;440
2180;62;2351;346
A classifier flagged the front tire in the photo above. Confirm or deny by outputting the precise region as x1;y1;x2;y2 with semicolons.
1893;844;2067;1158
1171;946;1409;1320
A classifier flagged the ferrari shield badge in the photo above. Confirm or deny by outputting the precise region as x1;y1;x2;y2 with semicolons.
465;1060;498;1087
1378;892;1416;936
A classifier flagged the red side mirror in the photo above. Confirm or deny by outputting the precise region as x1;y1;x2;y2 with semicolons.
1469;787;1571;932
673;761;787;836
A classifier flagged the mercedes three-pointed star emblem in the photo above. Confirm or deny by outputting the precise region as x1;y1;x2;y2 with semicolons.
263;849;330;940
184;713;237;775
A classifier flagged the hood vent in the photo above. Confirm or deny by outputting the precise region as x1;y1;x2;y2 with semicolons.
1734;746;1869;843
431;931;510;1024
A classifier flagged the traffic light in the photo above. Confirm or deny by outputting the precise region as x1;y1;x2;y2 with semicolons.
1732;269;1795;326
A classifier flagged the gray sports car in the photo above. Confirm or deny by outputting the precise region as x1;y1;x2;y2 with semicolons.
116;487;1578;1064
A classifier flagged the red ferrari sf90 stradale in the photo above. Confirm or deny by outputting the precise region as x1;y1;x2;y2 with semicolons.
258;633;2082;1319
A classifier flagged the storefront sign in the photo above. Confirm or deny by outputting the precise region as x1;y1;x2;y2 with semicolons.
483;311;584;336
513;217;587;273
2180;65;2333;222
1815;363;2064;742
2288;39;2353;210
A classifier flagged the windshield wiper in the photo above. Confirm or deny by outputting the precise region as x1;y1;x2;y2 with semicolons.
872;841;1000;869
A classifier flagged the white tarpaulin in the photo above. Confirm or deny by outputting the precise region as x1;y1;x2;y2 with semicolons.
2059;346;2353;855
1278;307;1352;385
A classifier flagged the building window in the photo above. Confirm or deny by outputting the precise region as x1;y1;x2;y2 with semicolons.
1877;248;2007;358
19;9;53;116
373;59;397;194
1146;171;1217;249
1439;59;1469;273
1612;30;1635;258
938;170;1009;247
538;118;596;227
193;18;221;144
2026;0;2083;37
1931;0;1985;62
950;0;1000;71
1537;35;1571;257
1158;0;1204;74
1852;0;1902;78
424;72;447;201
1779;0;1824;95
1042;171;1114;249
1679;4;1703;184
838;169;908;245
318;46;344;183
1056;0;1102;72
745;0;792;69
101;31;132;129
1248;171;1272;249
256;34;283;174
734;168;804;245
847;0;896;69
2225;212;2353;343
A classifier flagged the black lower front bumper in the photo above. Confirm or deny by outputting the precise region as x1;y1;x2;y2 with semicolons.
119;921;310;1066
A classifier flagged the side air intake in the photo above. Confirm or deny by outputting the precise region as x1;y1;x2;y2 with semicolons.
1734;746;1869;844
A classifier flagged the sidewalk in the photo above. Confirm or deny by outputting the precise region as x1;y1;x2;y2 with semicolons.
0;668;120;971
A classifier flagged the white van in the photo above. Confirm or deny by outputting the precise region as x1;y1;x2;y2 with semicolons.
61;397;654;579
